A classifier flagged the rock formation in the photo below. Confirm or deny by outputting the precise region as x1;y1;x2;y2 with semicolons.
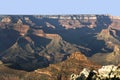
35;52;100;80
70;65;120;80
1;17;11;23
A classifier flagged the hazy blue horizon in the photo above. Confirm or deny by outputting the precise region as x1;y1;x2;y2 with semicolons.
0;0;120;16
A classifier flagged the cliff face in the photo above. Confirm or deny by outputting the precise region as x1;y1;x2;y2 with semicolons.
0;15;120;71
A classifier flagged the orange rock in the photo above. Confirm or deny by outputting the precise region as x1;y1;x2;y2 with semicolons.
1;17;11;23
13;24;29;36
68;52;87;61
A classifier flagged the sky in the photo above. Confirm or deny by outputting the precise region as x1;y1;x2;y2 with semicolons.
0;0;119;16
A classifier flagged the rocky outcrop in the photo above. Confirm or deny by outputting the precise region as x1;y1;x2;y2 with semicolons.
1;17;11;23
32;29;62;40
59;15;97;29
89;45;120;65
17;19;23;24
13;24;29;36
98;65;118;79
35;52;100;80
46;22;55;29
68;52;88;61
70;65;120;80
70;68;92;80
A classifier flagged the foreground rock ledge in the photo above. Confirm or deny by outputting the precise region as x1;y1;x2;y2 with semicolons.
70;65;120;80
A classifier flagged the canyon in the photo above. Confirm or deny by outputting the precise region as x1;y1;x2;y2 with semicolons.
0;15;120;79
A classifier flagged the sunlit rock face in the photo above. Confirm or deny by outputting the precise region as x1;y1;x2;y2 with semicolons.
1;17;11;23
70;65;120;80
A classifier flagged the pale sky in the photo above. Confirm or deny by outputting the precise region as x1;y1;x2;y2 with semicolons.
0;0;119;16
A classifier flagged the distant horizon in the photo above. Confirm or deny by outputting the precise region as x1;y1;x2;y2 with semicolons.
0;14;119;16
0;13;119;17
0;0;120;16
